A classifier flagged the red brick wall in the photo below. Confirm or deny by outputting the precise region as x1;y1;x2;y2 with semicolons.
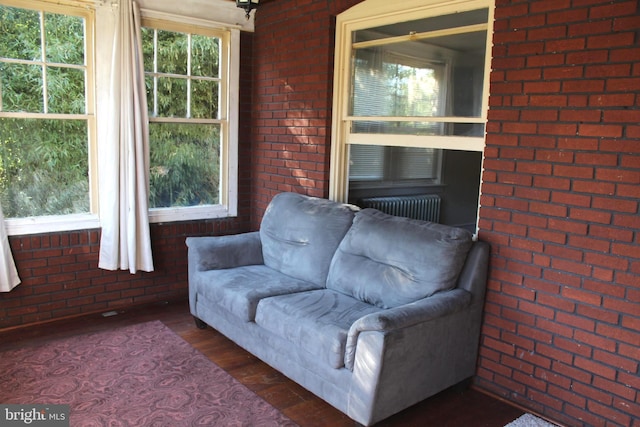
249;0;360;226
0;220;245;329
0;32;255;330
250;1;639;425
2;1;638;425
478;1;640;426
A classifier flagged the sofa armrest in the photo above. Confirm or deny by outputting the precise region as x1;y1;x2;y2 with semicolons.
344;289;471;370
186;232;263;271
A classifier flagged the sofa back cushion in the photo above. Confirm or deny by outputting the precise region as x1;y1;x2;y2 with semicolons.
260;192;358;287
327;209;473;308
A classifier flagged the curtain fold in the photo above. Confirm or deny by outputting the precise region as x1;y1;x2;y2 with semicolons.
98;0;154;273
0;204;20;292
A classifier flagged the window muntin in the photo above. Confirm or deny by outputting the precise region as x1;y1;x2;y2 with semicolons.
0;3;95;224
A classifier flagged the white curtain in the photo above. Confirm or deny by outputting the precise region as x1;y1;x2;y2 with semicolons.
0;204;20;292
98;0;154;273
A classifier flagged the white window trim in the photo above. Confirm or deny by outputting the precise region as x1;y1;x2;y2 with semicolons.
329;0;495;215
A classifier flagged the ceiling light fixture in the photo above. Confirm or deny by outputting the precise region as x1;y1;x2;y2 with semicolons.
236;0;259;20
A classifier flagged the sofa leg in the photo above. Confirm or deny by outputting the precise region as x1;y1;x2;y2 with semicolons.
193;316;207;329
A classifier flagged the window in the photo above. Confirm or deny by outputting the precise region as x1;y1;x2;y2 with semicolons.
330;0;493;232
0;0;240;235
141;19;238;222
0;0;98;233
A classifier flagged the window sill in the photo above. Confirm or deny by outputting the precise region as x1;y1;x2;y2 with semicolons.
5;205;236;236
149;204;236;223
6;214;101;236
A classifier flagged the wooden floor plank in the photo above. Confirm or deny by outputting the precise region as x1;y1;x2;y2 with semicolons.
0;299;524;426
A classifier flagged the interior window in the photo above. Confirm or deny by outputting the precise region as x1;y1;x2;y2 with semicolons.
330;1;492;232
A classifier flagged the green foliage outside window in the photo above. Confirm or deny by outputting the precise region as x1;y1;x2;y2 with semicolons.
142;27;221;208
0;5;89;218
0;4;222;218
0;118;89;217
149;122;219;208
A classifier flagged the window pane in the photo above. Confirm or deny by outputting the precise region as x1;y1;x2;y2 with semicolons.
452;122;485;137
0;6;41;60
149;123;220;208
141;27;155;73
157;77;187;117
191;79;218;119
351;48;443;118
0;118;89;217
0;62;44;113
350;9;487;122
45;12;84;65
145;75;154;115
349;145;439;182
390;147;438;180
349;145;384;180
157;30;187;75
48;66;85;114
145;29;221;120
191;34;219;78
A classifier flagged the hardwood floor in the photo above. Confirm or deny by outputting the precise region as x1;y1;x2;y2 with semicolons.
0;299;524;426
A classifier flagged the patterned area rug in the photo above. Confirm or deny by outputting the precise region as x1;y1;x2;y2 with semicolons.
0;320;297;426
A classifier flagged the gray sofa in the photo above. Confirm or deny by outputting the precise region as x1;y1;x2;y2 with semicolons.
187;192;489;426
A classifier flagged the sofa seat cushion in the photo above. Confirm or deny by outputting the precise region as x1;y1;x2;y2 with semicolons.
255;289;383;369
194;265;322;322
260;192;357;287
327;209;474;309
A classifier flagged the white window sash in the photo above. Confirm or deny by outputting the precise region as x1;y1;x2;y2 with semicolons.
329;0;494;204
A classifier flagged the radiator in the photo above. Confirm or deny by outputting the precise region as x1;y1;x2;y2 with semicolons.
359;194;441;223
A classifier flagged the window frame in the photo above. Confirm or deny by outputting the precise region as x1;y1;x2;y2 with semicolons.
329;0;495;232
0;0;99;236
140;16;239;223
0;0;241;235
